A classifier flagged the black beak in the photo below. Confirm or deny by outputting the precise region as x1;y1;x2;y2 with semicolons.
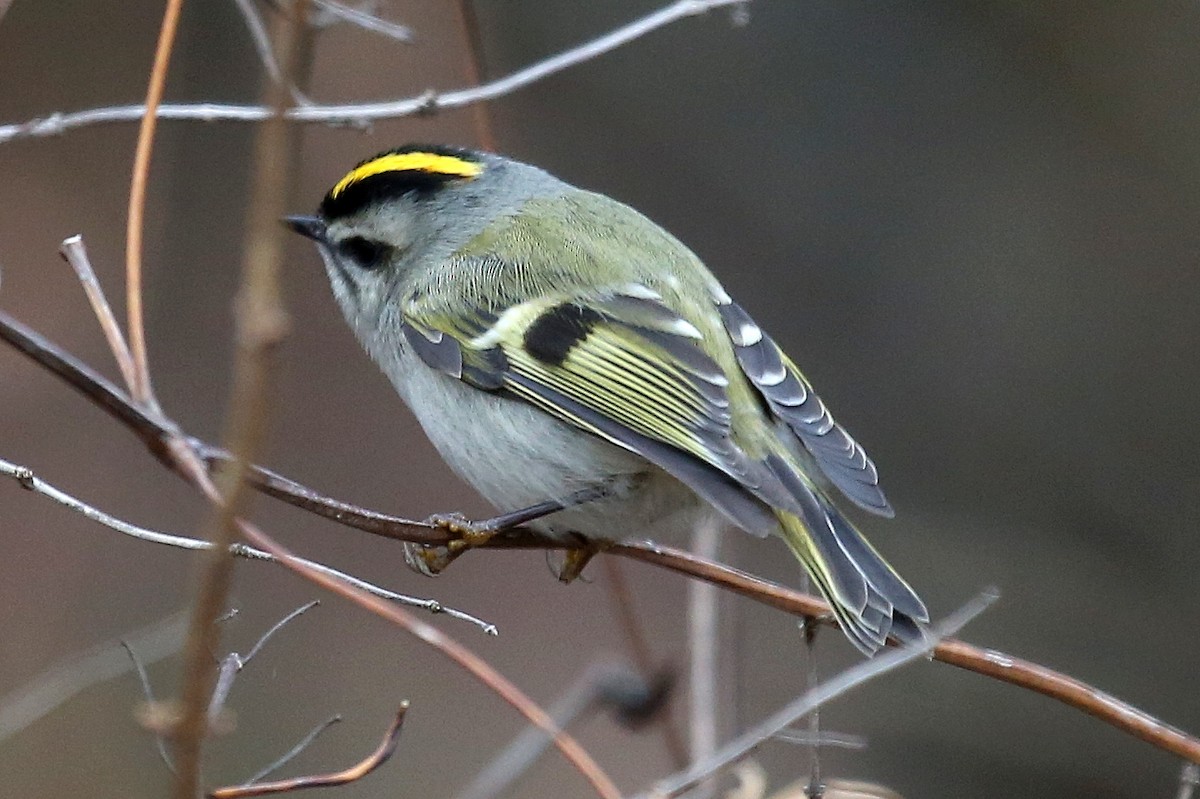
283;214;327;243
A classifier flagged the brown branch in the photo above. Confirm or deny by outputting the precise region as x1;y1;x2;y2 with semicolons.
171;1;301;793
2;309;1199;766
207;703;409;799
0;326;619;799
125;0;184;408
453;0;496;151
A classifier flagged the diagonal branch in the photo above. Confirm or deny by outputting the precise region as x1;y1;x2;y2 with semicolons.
2;308;1199;766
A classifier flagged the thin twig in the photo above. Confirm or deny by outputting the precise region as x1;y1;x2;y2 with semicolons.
3;311;1200;765
59;235;138;393
0;612;185;743
0;0;750;143
1179;763;1200;799
640;592;997;799
304;0;412;41
688;516;721;799
208;602;320;721
208;704;408;798
125;0;183;409
0;456;494;631
244;601;320;664
121;639;178;772
773;729;866;750
454;0;496;151
232;0;313;105
798;578;821;798
228;516;623;799
243;716;343;786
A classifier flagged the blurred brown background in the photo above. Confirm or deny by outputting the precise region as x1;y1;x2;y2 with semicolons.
2;1;1199;797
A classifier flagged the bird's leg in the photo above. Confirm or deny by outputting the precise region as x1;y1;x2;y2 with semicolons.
405;485;612;576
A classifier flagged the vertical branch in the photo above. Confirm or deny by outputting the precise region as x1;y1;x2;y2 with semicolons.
601;559;688;767
454;0;497;151
688;516;721;799
126;0;185;409
169;3;303;795
799;582;822;798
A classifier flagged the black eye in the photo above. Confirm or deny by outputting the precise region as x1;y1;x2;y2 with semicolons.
337;236;390;271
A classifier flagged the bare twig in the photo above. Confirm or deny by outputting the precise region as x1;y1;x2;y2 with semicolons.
243;716;343;786
0;0;750;143
125;0;184;409
303;0;412;41
1179;763;1200;799
208;704;407;798
0;613;186;743
233;0;313;105
0;458;494;631
640;593;996;799
228;517;623;799
59;235;138;393
688;516;721;799
773;729;866;750
121;639;178;772
453;0;496;151
208;602;320;721
3;311;1200;765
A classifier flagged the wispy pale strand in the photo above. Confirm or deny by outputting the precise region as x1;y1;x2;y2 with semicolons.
0;0;749;143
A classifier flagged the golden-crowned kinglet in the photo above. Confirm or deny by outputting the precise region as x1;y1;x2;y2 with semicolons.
287;145;927;654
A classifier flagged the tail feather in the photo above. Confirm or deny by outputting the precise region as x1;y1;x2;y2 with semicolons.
773;471;928;655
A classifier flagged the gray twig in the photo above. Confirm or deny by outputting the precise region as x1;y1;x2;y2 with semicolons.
1179;763;1200;799
243;715;343;785
305;0;412;41
0;457;497;634
639;591;999;799
120;639;177;772
688;516;721;799
208;602;321;721
232;0;313;105
0;0;749;143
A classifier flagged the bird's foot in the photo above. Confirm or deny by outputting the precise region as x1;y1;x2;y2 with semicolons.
403;512;503;577
556;535;612;583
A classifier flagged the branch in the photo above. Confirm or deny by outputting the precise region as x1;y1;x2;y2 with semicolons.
171;2;301;788
124;0;183;409
3;308;1200;765
0;458;495;632
208;703;408;798
0;0;750;143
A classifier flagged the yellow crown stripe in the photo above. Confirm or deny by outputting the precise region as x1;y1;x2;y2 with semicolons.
330;152;483;198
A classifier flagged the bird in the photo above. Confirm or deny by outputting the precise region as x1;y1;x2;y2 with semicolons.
286;144;928;654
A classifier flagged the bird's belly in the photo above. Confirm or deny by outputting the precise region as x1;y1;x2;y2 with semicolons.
392;351;710;541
